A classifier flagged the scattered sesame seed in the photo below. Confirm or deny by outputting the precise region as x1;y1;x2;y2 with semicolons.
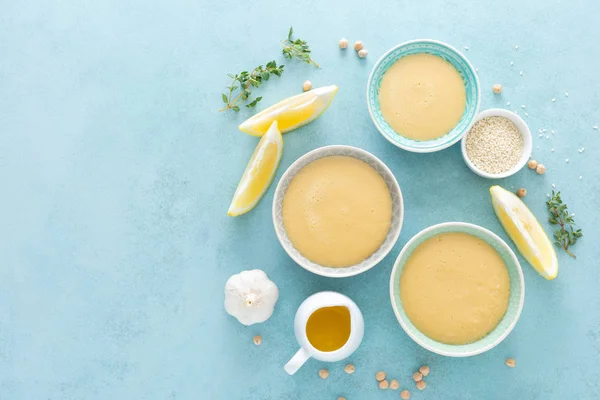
542;129;547;132
571;213;575;217
515;45;519;49
507;101;511;106
551;130;556;134
551;98;556;102
579;176;583;180
551;148;555;152
545;135;549;139
514;110;519;114
578;147;585;153
510;61;514;66
552;184;556;188
525;112;529;117
565;92;569;97
538;133;543;137
475;68;479;73
520;70;524;76
594;125;598;130
565;158;569;163
464;46;470;50
521;105;526;109
465;116;524;174
546;193;550;198
538;129;542;133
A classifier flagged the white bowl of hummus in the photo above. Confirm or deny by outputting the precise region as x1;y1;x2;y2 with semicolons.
272;145;404;278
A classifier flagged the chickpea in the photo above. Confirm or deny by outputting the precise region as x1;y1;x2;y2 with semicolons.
375;371;386;381
344;363;355;374
389;379;399;390
506;358;516;368
419;365;430;376
358;49;368;58
536;164;546;175
252;335;262;345
516;188;527;198
527;159;538;170
379;379;389;390
493;84;503;94
339;38;349;49
338;397;346;400
303;80;312;92
319;369;329;379
353;41;364;51
412;372;423;382
400;390;411;399
416;380;426;390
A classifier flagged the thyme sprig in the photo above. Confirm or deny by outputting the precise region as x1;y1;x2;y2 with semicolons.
282;27;320;68
546;190;582;258
220;61;284;112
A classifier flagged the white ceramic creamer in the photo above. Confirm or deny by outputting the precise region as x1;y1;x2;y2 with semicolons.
284;291;365;375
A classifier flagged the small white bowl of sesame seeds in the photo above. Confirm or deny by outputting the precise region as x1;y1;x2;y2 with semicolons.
461;108;532;179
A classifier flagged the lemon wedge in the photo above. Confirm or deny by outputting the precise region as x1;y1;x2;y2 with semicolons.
228;121;283;216
490;185;558;280
238;85;338;136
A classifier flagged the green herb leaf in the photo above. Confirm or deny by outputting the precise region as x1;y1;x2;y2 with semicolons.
546;191;581;258
219;62;285;112
281;27;320;68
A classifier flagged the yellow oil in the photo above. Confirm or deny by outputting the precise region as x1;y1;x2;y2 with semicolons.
305;306;351;352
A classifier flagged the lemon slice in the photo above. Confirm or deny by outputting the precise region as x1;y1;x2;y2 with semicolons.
238;85;338;136
490;185;558;280
228;121;283;216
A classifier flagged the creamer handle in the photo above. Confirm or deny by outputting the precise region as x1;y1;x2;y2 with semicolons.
284;347;310;375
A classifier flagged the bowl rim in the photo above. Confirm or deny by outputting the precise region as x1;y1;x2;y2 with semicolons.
366;38;482;153
461;108;533;179
272;145;404;278
389;221;525;357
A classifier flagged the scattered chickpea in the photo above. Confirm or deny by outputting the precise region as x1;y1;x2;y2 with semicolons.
375;371;386;381
339;38;349;49
338;397;346;400
416;380;427;390
412;372;423;382
536;164;546;175
358;49;368;58
344;363;355;374
419;365;430;376
389;379;399;390
379;379;389;390
527;159;538;170
400;389;411;399
516;188;527;198
252;335;262;345
506;358;516;368
303;80;312;92
319;369;329;379
353;41;364;51
493;84;503;94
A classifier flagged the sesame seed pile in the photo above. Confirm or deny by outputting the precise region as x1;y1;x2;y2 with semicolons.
465;116;523;174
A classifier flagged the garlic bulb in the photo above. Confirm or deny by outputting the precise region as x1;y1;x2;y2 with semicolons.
224;269;279;326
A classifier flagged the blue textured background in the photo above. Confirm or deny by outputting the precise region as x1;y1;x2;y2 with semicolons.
1;1;599;399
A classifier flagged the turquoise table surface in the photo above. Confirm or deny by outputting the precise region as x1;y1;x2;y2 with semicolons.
1;0;599;399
